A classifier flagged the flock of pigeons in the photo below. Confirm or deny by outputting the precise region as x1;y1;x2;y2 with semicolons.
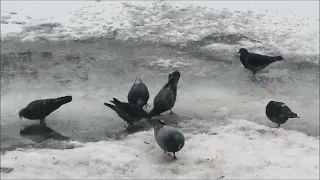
18;48;299;160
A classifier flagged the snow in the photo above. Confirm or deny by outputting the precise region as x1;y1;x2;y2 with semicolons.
1;1;319;62
1;1;319;179
1;119;319;179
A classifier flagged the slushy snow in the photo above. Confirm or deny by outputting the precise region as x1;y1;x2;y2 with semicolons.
1;120;319;179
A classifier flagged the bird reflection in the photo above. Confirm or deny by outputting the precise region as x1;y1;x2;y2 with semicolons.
20;124;69;143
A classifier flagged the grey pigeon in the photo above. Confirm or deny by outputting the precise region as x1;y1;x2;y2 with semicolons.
127;78;150;109
104;98;148;128
148;118;185;160
19;96;72;124
237;48;283;77
148;71;180;119
266;101;299;128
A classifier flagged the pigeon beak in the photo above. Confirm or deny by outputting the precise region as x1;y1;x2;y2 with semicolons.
237;51;240;55
297;116;300;118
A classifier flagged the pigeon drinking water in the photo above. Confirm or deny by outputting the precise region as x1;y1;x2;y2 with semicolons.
148;118;185;160
104;98;148;128
148;71;181;119
19;96;73;124
127;78;150;109
265;101;299;128
237;48;283;77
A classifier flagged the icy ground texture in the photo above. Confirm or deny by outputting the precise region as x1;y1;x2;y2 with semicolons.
1;120;319;179
1;1;319;179
1;1;319;61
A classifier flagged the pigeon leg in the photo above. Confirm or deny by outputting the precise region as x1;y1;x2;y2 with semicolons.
164;150;166;153
40;118;45;125
165;152;177;161
277;124;280;129
172;153;177;160
169;110;176;116
127;123;135;129
144;103;150;109
252;71;257;78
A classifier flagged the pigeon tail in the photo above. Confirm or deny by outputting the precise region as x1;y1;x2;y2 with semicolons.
55;96;72;106
276;56;283;60
286;111;299;118
147;108;159;119
110;98;121;106
104;102;116;111
272;56;283;62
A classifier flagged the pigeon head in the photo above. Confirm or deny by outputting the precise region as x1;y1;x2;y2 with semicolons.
173;134;185;151
168;71;181;86
19;108;29;119
237;48;249;55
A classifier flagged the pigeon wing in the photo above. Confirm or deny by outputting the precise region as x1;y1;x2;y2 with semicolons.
119;103;146;118
247;53;276;67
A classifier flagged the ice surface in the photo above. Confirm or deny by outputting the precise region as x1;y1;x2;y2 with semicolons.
1;1;319;179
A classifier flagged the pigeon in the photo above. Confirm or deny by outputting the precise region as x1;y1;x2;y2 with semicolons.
266;101;299;128
148;71;181;119
104;98;148;127
127;78;150;109
237;48;283;77
19;96;72;124
148;118;185;160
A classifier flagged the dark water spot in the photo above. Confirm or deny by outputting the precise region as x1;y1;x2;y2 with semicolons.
104;120;153;140
0;167;13;174
11;21;26;25
1;20;9;24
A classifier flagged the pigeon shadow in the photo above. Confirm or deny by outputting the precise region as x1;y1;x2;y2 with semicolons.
104;120;154;140
245;73;285;85
104;115;183;140
20;124;69;143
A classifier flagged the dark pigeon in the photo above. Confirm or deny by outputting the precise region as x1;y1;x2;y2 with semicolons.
148;71;181;119
19;96;72;124
104;98;148;128
148;118;185;160
266;101;299;128
127;78;150;109
237;48;283;77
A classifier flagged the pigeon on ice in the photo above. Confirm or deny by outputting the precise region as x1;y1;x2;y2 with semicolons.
266;101;299;128
148;71;181;119
19;96;72;124
148;118;185;160
237;48;283;77
104;98;148;127
127;78;150;109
